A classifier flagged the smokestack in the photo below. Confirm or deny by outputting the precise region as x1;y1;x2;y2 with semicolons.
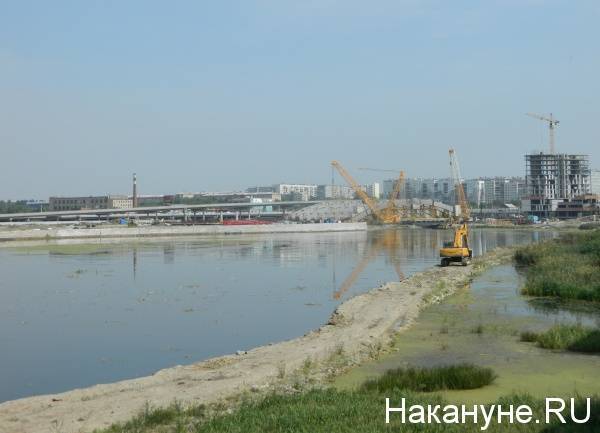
133;173;138;208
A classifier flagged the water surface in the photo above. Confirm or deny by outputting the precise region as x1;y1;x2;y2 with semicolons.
335;264;600;402
0;227;556;402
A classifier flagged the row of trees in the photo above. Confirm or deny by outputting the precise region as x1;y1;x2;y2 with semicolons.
0;201;33;213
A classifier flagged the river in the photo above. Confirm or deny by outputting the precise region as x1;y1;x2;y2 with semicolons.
0;227;556;402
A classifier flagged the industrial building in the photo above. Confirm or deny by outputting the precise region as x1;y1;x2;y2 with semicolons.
522;153;591;216
49;195;133;211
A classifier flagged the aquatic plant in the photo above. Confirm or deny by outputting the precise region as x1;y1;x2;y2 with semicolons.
361;363;496;393
521;324;600;353
515;230;600;302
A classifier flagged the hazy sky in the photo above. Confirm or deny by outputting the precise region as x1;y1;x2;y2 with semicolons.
1;1;599;200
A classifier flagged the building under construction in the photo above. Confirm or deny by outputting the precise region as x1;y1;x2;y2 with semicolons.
522;153;591;216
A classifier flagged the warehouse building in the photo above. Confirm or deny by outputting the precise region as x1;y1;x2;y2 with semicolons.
49;195;132;211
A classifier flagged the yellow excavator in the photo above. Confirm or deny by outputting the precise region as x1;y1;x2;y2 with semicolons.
440;149;472;266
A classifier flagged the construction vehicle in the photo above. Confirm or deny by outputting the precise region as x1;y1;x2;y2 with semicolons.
331;161;405;224
439;149;472;266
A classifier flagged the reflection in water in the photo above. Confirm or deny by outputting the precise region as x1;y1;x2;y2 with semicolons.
334;230;405;300
0;228;557;402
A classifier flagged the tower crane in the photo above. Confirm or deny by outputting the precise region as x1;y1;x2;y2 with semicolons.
526;112;559;154
439;148;472;266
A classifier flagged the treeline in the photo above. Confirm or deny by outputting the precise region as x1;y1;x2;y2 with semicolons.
0;200;32;214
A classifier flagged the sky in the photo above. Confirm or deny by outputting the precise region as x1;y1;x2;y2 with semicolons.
1;0;599;200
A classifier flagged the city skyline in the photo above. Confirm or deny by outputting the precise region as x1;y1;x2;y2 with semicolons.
1;1;599;200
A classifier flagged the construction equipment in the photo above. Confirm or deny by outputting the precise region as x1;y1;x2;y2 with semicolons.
331;161;404;224
526;112;559;154
439;148;472;266
358;167;406;223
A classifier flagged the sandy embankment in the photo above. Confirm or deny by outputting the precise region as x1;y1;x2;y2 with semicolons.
0;248;513;433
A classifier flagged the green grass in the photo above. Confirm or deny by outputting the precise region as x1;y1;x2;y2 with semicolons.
97;390;600;433
521;324;600;353
515;230;600;302
361;363;496;393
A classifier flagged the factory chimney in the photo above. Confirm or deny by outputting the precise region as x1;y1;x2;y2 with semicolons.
133;173;138;208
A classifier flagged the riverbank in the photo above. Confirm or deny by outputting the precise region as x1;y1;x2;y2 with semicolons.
0;247;513;433
0;222;367;242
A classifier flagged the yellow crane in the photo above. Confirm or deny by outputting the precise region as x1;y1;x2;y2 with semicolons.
358;167;406;223
439;148;472;266
331;161;404;224
526;112;559;154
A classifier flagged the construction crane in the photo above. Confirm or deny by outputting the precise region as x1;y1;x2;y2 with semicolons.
331;161;404;224
526;112;559;154
449;148;470;221
439;148;472;266
358;167;406;223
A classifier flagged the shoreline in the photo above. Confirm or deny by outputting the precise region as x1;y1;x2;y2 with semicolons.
0;247;514;433
0;222;367;243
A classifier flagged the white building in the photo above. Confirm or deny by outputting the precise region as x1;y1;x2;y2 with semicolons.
317;184;355;200
362;182;381;199
273;184;317;201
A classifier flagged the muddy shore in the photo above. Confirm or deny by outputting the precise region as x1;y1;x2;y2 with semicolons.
0;248;513;433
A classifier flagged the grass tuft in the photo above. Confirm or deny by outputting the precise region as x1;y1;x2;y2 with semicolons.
361;363;496;393
521;324;600;353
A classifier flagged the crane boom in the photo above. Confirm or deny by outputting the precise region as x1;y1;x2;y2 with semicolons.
449;148;470;221
383;170;405;221
526;112;559;154
331;161;384;221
